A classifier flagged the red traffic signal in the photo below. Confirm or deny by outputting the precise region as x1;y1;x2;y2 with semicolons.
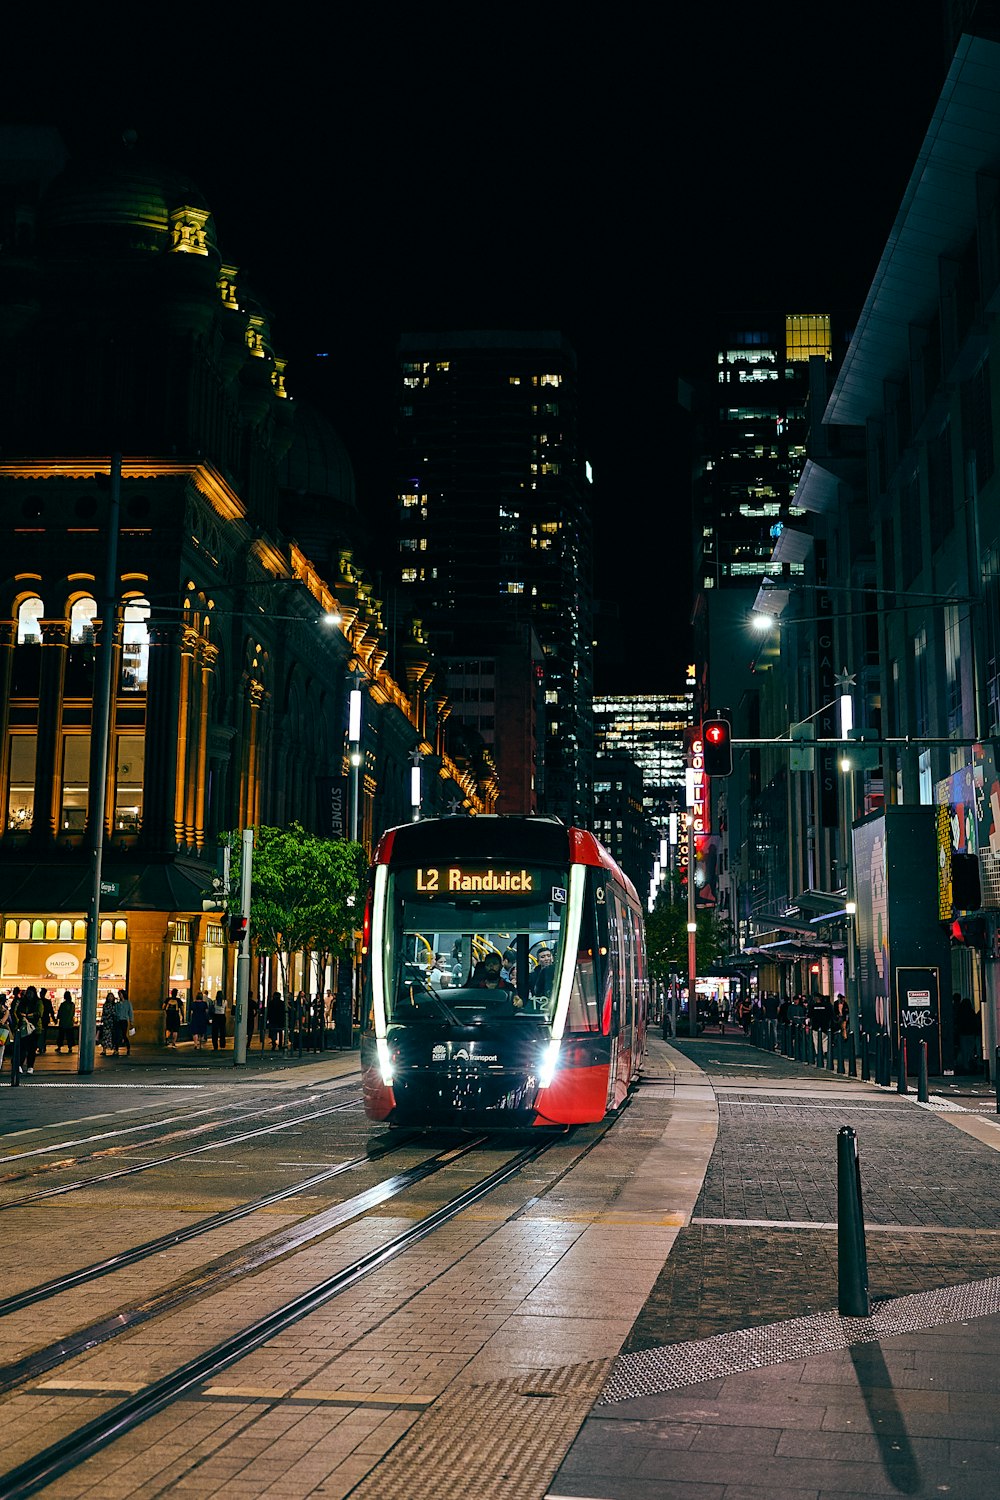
702;717;733;776
228;913;248;945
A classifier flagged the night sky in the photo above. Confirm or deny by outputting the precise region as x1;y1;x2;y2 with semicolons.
4;5;949;692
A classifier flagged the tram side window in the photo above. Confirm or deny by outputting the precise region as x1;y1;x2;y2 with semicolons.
566;887;599;1033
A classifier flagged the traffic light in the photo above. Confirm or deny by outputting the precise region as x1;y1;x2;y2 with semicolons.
228;913;248;945
702;717;733;776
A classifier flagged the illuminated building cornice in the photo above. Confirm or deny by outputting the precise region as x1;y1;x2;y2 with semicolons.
0;459;247;522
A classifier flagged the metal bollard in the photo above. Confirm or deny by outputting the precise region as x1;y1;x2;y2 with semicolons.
896;1038;908;1094
837;1125;870;1317
917;1040;929;1103
995;1047;1000;1116
861;1031;870;1082
827;1031;836;1071
849;1032;858;1078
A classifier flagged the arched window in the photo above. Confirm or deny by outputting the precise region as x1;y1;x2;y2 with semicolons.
114;919;127;942
31;919;44;941
100;919;114;942
58;920;73;942
45;919;58;941
70;596;98;643
17;597;44;644
121;599;150;692
73;919;86;942
4;920;16;941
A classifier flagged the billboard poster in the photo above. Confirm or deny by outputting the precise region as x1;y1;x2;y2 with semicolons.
854;806;950;1072
853;813;890;1031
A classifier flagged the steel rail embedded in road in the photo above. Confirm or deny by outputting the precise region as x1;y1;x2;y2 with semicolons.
0;1126;422;1321
0;1096;364;1210
0;1130;486;1396
0;1131;565;1500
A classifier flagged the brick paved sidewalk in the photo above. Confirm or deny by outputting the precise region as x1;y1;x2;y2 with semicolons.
549;1033;1000;1500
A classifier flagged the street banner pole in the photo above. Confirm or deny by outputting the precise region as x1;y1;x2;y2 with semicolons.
233;827;253;1066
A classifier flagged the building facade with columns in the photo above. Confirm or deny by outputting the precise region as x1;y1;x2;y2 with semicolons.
0;130;494;1040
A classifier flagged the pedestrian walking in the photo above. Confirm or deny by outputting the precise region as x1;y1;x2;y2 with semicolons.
807;994;834;1063
189;991;210;1050
16;985;42;1073
56;991;76;1052
99;992;116;1055
38;988;56;1054
266;990;285;1050
0;993;12;1072
954;992;979;1072
210;990;227;1051
162;989;182;1048
112;989;134;1055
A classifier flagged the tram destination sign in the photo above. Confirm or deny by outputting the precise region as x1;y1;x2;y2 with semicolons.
399;865;556;896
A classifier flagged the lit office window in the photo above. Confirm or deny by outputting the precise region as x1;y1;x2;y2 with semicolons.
70;597;97;643
121;600;150;692
61;734;90;831
115;735;144;832
17;597;43;643
6;735;35;830
785;313;832;362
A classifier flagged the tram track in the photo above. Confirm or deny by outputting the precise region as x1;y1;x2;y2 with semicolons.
0;1126;574;1500
0;1126;424;1322
0;1083;360;1178
0;1131;487;1397
0;1093;365;1210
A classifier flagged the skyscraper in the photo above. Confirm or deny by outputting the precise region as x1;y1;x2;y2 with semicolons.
393;330;594;821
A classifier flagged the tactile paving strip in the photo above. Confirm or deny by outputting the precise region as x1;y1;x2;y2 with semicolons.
348;1360;613;1500
599;1275;1000;1404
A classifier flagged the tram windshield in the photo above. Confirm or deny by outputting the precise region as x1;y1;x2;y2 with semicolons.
380;862;569;1025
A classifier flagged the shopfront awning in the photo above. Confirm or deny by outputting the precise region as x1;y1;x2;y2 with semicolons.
0;855;216;916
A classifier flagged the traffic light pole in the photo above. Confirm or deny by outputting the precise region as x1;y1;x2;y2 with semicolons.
233;827;253;1066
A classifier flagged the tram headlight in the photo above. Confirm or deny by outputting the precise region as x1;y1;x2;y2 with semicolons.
376;1036;395;1086
538;1038;560;1089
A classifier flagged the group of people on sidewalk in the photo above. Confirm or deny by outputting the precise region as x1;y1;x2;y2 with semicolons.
1;984;93;1075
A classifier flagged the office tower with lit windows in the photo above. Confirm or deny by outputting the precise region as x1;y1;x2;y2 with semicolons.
393;331;594;822
593;690;693;891
683;313;838;934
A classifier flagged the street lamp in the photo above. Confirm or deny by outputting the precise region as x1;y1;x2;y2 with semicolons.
410;748;423;822
347;669;364;843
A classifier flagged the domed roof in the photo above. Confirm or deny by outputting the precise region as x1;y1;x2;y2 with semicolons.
39;135;218;259
279;402;357;507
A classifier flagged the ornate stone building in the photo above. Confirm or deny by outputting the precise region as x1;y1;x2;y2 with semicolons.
0;130;494;1038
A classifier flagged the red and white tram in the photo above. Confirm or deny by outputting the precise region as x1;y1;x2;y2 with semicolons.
360;815;647;1126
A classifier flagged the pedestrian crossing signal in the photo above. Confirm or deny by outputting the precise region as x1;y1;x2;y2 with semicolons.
702;718;733;777
228;914;248;944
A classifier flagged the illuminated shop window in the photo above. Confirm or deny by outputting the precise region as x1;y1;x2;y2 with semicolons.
74;919;86;941
58;920;73;941
17;597;44;643
45;919;57;940
70;597;97;643
120;600;150;692
31;919;44;940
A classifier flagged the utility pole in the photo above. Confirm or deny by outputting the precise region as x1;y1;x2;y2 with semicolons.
233;827;252;1065
79;453;121;1076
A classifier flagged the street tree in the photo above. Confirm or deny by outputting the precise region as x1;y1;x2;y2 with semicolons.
224;823;367;995
645;885;734;984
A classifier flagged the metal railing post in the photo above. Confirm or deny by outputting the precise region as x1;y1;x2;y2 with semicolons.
917;1040;929;1103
